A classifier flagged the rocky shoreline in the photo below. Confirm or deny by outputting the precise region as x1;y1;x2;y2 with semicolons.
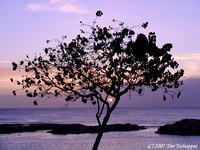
2;119;199;135
0;123;146;134
156;119;200;135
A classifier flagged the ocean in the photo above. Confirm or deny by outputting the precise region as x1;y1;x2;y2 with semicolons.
0;107;200;150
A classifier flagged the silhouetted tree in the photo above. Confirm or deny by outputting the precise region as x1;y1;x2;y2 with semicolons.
11;11;184;150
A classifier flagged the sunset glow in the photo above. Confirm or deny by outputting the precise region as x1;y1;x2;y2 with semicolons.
108;98;113;102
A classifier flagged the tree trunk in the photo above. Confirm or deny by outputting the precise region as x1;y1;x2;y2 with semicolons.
92;96;120;150
92;112;111;150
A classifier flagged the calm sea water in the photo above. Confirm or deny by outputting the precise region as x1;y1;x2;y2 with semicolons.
0;107;200;150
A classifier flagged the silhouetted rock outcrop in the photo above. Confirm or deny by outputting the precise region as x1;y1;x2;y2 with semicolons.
48;123;146;134
0;123;146;134
0;124;58;134
156;119;200;135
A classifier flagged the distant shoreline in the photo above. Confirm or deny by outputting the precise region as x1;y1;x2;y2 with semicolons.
0;123;146;134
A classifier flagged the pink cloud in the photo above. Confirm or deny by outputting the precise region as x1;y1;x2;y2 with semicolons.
26;0;89;14
174;53;200;78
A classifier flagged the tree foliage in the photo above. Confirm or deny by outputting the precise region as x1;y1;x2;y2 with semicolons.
11;10;184;149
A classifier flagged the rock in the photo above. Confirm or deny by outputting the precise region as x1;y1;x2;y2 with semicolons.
0;124;58;134
156;119;200;135
0;123;146;134
48;124;92;134
105;123;145;132
48;123;146;134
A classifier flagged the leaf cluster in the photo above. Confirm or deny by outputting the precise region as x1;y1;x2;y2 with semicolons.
11;10;184;106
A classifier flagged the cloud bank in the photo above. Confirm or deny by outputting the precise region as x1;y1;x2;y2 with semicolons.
174;53;200;78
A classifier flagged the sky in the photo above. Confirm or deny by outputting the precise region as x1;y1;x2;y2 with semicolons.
0;0;200;108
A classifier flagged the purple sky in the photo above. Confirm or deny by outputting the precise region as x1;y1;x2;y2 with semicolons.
0;0;200;108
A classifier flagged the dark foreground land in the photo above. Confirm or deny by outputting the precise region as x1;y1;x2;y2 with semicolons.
156;119;200;135
0;123;146;134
